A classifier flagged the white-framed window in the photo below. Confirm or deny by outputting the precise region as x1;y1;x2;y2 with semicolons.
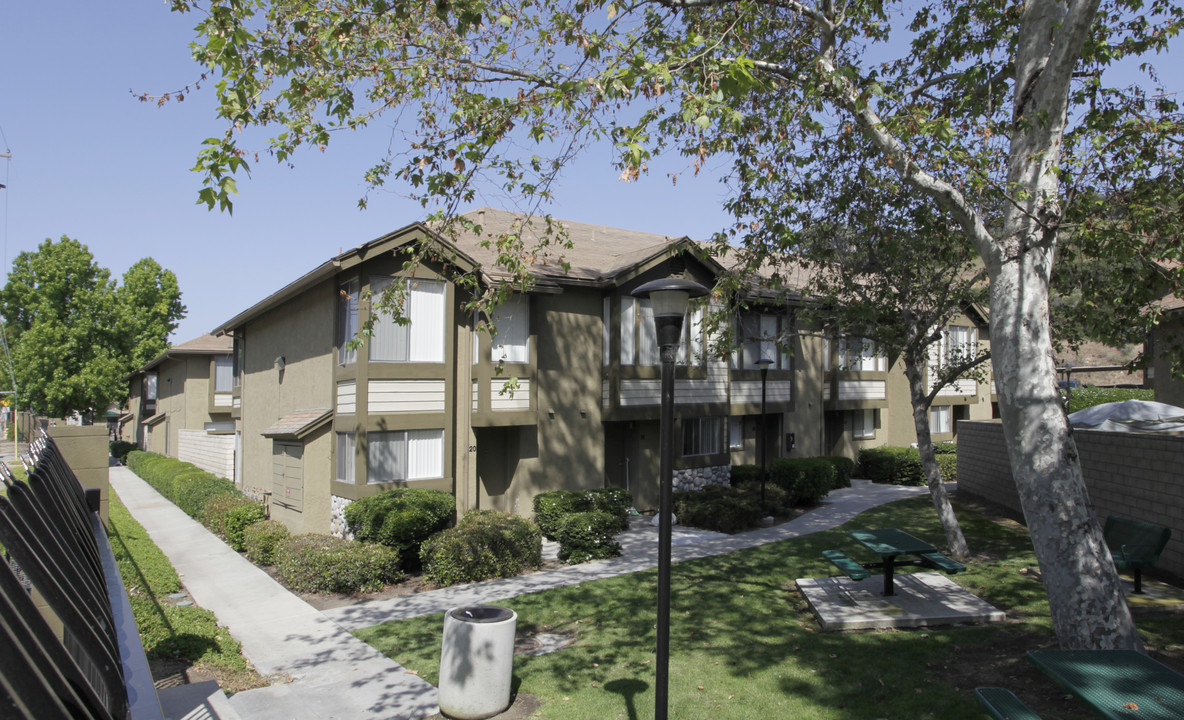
729;417;744;450
338;278;360;366
336;431;356;484
682;417;724;457
734;313;791;370
934;324;978;367
369;277;446;363
823;337;831;372
367;429;445;483
143;372;158;401
214;356;234;392
490;294;529;363
929;405;952;435
838;337;887;372
620;295;704;367
853;409;876;439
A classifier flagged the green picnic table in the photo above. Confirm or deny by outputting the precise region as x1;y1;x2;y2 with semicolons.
1027;649;1184;720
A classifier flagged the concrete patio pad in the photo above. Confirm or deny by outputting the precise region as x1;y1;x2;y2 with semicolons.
796;572;1006;631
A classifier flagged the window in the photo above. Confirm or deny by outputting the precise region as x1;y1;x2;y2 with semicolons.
490;294;529;363
735;313;790;370
214;356;233;392
853;409;875;439
143;372;158;401
682;417;724;456
367;429;445;483
929;405;952;434
603;297;611;367
621;295;704;367
838;337;887;372
336;432;356;484
369;277;446;363
729;417;743;450
232;335;245;388
338;279;359;366
934;324;977;367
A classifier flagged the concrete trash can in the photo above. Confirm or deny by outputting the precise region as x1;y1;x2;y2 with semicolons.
438;605;518;719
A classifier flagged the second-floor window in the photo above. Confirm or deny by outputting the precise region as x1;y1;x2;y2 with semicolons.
490;294;529;363
620;296;703;367
214;356;233;392
369;277;446;363
933;324;978;368
837;336;887;372
232;334;245;388
338;279;359;366
733;313;791;370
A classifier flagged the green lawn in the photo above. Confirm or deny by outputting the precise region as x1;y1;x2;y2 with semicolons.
355;497;1184;719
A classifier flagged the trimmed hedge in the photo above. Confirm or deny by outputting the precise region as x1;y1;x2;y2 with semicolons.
674;485;762;534
343;488;455;567
532;488;633;540
768;458;835;506
554;511;622;564
420;510;542;586
275;534;404;594
824;456;855;489
729;465;762;487
244;520;291;566
857;445;957;486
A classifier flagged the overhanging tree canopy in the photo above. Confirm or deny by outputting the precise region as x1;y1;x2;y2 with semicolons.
171;0;1183;649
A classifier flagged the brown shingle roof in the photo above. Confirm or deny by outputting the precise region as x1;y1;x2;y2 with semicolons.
262;409;333;439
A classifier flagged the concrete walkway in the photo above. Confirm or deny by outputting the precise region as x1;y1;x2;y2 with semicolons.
111;467;928;720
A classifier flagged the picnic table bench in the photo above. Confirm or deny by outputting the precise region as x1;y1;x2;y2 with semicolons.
1028;649;1184;720
974;687;1044;720
1103;515;1171;594
823;528;967;596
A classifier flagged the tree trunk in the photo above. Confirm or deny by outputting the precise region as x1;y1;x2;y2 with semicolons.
902;357;969;558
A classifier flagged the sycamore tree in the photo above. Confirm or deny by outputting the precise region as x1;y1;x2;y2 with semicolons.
0;238;186;418
171;0;1183;649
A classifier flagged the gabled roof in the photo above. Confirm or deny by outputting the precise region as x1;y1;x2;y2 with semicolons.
128;334;233;379
212;207;729;334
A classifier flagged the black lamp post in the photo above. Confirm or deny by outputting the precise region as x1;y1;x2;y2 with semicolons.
756;358;774;514
631;277;708;720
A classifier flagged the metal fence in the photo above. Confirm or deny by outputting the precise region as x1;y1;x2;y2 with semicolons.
1;433;161;719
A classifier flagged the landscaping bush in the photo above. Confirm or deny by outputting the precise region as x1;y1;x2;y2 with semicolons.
532;488;633;540
172;471;238;519
201;493;255;537
729;464;761;486
275;534;404;594
420;510;542;586
824;456;855;489
674;485;763;534
343;488;455;566
554;511;622;564
109;440;137;464
243;520;291;565
857;446;923;485
936;453;957;484
221;501;267;552
768;457;836;505
733;481;793;516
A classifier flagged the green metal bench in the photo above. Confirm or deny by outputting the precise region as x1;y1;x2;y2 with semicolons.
1103;515;1172;594
920;551;967;574
822;549;870;580
974;687;1044;720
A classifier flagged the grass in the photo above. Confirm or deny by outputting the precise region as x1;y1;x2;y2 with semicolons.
354;497;1184;719
1063;386;1153;413
107;491;267;693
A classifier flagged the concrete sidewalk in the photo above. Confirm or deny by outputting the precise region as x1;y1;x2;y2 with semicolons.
111;468;928;720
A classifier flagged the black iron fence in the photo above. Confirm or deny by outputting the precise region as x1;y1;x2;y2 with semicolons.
1;432;162;719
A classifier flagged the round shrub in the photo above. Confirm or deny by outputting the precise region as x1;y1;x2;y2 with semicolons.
857;447;925;485
201;492;253;535
223;503;267;552
275;534;404;594
769;458;836;505
243;520;291;565
109;440;137;464
554;511;622;564
734;481;793;517
674;485;762;534
343;489;454;567
730;464;761;486
420;510;542;587
824;456;855;489
533;488;632;540
172;471;238;518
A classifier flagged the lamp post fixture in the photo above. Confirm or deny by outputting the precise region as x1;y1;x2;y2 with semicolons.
756;358;774;515
631;277;708;720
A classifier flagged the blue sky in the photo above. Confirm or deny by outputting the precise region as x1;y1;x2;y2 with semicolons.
0;3;1179;345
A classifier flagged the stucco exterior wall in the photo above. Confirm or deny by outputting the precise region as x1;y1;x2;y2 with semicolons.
177;429;235;480
47;424;109;523
957;419;1184;582
239;279;336;534
1152;313;1184;408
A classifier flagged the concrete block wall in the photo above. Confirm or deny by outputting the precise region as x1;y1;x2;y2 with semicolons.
47;424;109;524
177;429;236;481
957;420;1184;582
